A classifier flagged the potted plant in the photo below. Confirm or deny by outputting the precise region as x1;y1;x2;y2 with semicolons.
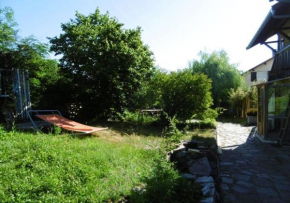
246;108;257;125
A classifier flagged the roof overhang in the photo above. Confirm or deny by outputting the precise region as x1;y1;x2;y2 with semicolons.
246;2;290;50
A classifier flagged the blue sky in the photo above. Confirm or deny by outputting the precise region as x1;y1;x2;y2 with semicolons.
0;0;276;71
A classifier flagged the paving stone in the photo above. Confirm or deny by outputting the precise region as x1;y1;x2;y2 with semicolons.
200;197;214;203
252;177;273;187
259;198;286;203
256;187;279;197
232;173;251;181
217;123;290;203
235;160;246;164
255;173;270;178
270;174;288;181
220;172;230;177
235;194;261;203
238;170;253;176
220;161;233;166
280;192;290;202
220;177;233;184
189;157;212;176
195;176;213;183
180;173;197;180
223;194;238;203
232;185;250;194
275;182;290;192
220;183;229;191
236;180;254;188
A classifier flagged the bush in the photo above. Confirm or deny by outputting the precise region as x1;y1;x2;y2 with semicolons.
200;108;218;120
131;153;202;203
246;108;257;116
161;70;213;121
117;110;158;125
187;119;216;130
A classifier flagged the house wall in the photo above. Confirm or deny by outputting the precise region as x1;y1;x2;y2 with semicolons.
243;58;274;86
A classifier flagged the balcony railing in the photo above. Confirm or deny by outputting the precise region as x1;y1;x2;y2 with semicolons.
269;45;290;81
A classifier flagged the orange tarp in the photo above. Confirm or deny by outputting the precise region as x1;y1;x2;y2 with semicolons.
36;114;107;133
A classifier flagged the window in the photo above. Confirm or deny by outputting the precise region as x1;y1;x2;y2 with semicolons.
251;72;257;82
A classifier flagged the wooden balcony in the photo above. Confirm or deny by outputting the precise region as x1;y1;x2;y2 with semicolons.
269;45;290;81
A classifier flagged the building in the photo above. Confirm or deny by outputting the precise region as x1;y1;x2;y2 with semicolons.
242;57;274;87
246;0;290;144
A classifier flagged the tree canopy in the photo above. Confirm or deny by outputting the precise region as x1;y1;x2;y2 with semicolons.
49;9;154;118
0;7;18;52
0;7;60;109
160;70;213;120
189;50;242;107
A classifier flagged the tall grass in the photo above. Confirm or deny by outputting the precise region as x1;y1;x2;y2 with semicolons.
0;127;202;202
0;130;156;202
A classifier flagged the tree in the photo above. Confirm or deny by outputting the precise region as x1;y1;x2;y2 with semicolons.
189;50;242;107
14;37;60;108
49;9;154;119
0;7;61;109
0;7;18;52
131;68;167;109
160;70;213;120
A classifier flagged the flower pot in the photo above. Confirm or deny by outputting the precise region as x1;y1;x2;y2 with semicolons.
247;116;257;125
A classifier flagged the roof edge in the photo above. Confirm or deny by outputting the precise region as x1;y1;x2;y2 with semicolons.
246;11;272;50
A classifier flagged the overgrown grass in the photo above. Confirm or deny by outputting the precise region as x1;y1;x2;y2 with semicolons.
0;125;202;202
184;129;217;148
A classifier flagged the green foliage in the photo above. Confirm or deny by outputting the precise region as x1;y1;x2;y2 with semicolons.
0;130;161;202
49;9;154;119
186;119;216;130
0;7;61;109
246;108;257;116
132;68;167;109
160;70;213;121
14;37;61;107
0;7;18;52
200;108;218;120
131;153;202;203
117;110;158;125
248;86;258;108
229;87;247;108
189;50;242;107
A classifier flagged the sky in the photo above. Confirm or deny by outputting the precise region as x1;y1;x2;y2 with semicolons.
0;0;277;72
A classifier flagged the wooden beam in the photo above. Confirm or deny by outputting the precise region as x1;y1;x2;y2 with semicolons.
263;43;276;53
278;26;290;30
279;31;290;41
265;40;279;44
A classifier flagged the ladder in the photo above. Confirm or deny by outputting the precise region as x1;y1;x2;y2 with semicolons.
277;105;290;146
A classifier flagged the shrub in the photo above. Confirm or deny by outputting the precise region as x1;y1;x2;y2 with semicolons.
187;119;216;130
117;110;158;125
200;108;218;120
246;108;257;116
161;70;213;121
131;153;202;203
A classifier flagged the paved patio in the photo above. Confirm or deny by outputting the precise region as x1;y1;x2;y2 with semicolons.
217;123;290;203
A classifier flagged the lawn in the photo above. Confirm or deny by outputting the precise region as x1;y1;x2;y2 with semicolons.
0;123;212;202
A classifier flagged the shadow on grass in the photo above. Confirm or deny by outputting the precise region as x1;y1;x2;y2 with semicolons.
93;121;164;137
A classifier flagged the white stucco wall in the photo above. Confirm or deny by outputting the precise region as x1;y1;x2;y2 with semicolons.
243;57;274;87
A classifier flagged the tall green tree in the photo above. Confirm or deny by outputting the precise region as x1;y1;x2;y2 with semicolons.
0;7;18;52
189;50;242;107
160;70;213;120
0;7;61;109
49;9;154;118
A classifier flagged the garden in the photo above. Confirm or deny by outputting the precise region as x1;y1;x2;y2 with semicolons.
0;7;255;202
